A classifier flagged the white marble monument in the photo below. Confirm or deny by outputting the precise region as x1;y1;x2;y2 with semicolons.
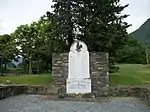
66;39;91;94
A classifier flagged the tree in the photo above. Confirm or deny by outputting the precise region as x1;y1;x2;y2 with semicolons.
31;16;54;73
12;24;37;74
50;0;130;64
12;15;56;74
117;36;145;64
0;34;18;74
50;0;75;51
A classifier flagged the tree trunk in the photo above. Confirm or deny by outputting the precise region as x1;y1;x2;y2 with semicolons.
28;57;32;74
146;47;149;64
0;58;3;75
67;0;73;49
4;63;7;70
37;53;40;74
145;41;149;64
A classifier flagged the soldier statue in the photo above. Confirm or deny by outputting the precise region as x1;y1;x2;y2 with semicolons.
74;39;82;52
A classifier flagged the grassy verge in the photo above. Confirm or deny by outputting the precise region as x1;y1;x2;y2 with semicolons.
110;64;150;86
0;74;51;85
1;64;150;86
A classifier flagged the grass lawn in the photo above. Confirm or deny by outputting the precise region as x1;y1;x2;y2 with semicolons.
1;64;150;86
110;64;150;86
0;74;52;85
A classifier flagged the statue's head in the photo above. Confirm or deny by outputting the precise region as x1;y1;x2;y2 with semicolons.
70;40;88;52
76;41;82;52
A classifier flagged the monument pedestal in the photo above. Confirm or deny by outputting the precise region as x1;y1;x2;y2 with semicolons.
67;78;91;94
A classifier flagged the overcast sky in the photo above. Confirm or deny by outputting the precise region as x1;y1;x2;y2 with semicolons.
0;0;150;34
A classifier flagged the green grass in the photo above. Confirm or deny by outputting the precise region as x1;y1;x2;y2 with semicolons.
1;64;150;86
0;74;52;85
110;64;150;86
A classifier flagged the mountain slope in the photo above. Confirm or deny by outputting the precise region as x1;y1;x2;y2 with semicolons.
130;18;150;43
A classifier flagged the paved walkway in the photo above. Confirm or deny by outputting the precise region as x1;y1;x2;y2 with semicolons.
0;95;150;112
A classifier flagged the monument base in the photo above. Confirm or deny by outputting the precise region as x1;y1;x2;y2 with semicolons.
66;78;91;94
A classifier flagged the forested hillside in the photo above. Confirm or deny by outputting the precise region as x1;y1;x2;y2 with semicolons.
130;18;150;43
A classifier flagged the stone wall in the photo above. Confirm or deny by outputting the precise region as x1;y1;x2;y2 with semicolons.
56;86;150;106
90;52;109;96
52;52;109;95
0;85;48;100
0;85;27;100
0;85;150;106
52;53;68;89
108;86;150;106
26;85;48;95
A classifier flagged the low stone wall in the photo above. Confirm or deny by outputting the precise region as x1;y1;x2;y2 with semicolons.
0;85;150;107
0;85;27;100
26;85;48;95
56;86;150;105
0;85;48;100
108;86;150;106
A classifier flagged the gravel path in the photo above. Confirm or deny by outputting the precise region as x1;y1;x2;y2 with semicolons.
0;95;150;112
